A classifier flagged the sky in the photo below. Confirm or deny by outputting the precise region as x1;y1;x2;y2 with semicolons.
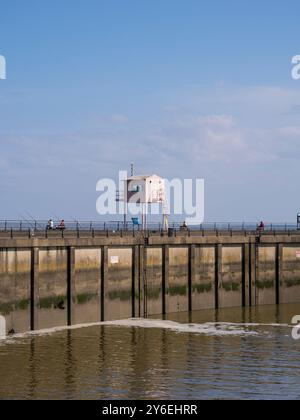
1;0;300;222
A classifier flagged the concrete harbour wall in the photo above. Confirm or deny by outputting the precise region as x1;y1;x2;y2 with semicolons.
1;232;300;333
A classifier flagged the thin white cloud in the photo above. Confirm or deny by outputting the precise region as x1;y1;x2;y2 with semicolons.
2;83;300;220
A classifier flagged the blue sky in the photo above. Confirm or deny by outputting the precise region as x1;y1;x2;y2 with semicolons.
1;0;300;222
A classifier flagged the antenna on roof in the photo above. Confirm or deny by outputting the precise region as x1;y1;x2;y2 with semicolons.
130;162;135;177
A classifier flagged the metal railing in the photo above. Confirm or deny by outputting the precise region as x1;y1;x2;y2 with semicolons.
0;220;299;234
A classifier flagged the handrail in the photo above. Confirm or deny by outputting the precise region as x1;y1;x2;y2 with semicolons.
0;220;299;232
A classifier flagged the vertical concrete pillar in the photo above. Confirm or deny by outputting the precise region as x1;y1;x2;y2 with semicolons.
255;243;260;306
249;242;257;306
138;245;145;318
101;246;108;322
189;245;196;312
276;243;283;305
162;245;169;315
30;247;39;331
215;244;222;309
132;245;139;318
67;247;76;326
142;246;148;318
243;244;250;307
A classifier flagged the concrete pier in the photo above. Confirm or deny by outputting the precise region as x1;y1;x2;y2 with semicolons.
1;231;300;334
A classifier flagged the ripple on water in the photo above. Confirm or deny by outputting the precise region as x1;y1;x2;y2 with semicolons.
0;305;299;400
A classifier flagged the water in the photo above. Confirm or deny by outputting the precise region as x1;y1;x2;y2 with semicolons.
0;304;299;400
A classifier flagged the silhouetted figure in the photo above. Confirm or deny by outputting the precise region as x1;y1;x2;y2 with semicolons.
55;301;65;310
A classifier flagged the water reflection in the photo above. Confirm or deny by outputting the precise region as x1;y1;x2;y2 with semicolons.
0;304;299;400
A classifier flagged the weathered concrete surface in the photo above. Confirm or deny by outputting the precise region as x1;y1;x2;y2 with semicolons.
219;247;243;308
74;248;101;324
37;248;68;330
168;247;189;313
0;249;31;333
2;231;300;249
1;233;300;333
146;248;163;316
256;247;276;306
281;246;300;303
106;248;133;321
192;246;215;310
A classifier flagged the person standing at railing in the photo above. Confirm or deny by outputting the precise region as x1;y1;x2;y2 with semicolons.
258;221;265;232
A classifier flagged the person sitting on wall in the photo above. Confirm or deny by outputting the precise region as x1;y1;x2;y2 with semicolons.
47;219;54;230
57;220;66;230
180;221;188;231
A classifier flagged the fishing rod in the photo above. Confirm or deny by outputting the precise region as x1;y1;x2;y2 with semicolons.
69;215;80;230
17;213;36;231
52;213;61;227
25;211;44;230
